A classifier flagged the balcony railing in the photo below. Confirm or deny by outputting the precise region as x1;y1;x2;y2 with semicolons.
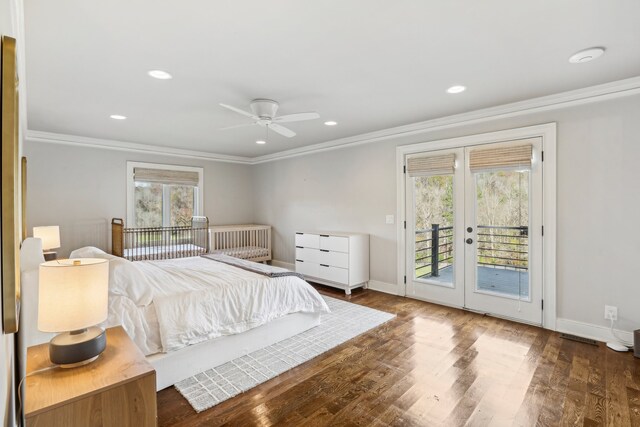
415;224;528;279
415;224;453;278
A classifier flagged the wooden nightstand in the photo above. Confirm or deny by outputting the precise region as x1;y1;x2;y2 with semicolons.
25;326;157;427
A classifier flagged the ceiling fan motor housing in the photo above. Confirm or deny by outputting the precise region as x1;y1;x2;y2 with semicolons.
250;99;279;119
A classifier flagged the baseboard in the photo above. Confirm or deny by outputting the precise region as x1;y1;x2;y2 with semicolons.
556;317;634;345
367;280;399;295
271;261;399;296
271;260;294;271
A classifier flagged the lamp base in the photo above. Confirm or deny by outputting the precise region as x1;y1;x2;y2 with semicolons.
49;326;107;368
43;251;57;261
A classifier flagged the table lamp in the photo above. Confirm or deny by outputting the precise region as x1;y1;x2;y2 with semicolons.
33;226;61;261
38;258;109;367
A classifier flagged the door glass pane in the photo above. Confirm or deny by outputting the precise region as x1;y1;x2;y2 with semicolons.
414;175;454;285
475;170;529;299
134;181;163;227
169;185;195;227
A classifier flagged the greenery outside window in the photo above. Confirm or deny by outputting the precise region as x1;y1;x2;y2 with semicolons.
126;162;204;228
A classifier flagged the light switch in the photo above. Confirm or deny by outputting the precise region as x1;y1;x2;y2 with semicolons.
386;215;395;224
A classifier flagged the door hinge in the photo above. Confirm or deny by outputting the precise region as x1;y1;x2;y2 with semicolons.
403;165;406;174
541;151;544;162
404;275;406;284
404;221;406;229
541;299;544;310
541;225;544;236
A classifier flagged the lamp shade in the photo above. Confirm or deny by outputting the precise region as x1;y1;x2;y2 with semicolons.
33;226;61;251
38;258;108;333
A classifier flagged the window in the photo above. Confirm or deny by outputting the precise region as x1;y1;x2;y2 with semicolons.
126;162;203;227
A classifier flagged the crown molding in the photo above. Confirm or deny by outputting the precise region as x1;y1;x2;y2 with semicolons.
25;130;253;164
26;75;640;165
251;75;640;164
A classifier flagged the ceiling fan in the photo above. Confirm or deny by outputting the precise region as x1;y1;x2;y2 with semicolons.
219;99;320;138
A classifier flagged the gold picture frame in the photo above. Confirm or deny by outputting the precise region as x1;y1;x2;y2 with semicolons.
1;35;20;334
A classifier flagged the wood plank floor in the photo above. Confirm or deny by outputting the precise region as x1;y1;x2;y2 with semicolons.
157;286;640;426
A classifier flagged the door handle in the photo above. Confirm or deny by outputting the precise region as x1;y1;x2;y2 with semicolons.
465;238;473;244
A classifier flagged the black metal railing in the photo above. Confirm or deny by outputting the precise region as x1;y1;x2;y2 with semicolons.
415;224;453;278
415;224;528;279
477;225;528;270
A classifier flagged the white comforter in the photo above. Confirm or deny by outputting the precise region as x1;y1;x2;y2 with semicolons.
107;257;329;354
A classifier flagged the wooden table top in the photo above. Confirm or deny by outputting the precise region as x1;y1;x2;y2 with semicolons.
25;326;155;417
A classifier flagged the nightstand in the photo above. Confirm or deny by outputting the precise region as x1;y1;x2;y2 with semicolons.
25;326;157;427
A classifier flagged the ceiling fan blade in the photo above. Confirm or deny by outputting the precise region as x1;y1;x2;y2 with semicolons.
219;103;258;119
218;122;256;131
268;123;296;138
272;112;320;123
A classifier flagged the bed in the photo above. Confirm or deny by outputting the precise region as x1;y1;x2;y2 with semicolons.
19;239;329;390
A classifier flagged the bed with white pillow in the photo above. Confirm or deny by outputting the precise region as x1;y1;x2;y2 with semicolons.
21;240;329;390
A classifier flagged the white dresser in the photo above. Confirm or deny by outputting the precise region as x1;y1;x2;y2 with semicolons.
295;231;369;295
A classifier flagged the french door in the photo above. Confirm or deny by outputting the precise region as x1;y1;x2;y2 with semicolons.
405;138;543;325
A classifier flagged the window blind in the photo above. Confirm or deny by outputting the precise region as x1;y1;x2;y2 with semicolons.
134;168;200;186
469;144;532;172
407;153;455;177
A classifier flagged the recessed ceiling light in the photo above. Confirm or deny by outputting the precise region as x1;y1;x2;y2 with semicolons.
110;114;127;120
256;140;266;145
446;85;466;94
147;70;173;79
324;121;338;126
569;47;605;64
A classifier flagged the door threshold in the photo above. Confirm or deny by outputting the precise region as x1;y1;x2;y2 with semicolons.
461;306;542;327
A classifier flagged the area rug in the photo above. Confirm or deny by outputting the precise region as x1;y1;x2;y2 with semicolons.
174;295;395;412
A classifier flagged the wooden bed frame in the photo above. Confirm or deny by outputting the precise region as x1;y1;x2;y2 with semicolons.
111;216;209;261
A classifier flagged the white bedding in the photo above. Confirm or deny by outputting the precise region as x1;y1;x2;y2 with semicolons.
106;256;330;355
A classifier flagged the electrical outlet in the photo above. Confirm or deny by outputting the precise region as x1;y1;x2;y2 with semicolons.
604;305;618;321
385;215;395;224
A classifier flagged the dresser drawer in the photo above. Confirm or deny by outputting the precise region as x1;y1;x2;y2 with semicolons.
295;233;320;249
295;247;321;263
295;260;319;278
319;235;348;253
319;250;349;269
317;264;349;284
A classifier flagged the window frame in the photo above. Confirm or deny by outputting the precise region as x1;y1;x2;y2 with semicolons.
126;161;204;228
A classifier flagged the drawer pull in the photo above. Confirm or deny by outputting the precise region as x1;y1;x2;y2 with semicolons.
320;264;329;267
320;234;330;237
296;246;303;248
320;249;329;252
296;259;304;262
296;232;303;235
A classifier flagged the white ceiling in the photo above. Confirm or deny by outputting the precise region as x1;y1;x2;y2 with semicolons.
24;1;640;158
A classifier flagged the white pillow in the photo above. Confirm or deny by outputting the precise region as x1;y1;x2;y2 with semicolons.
70;246;152;306
69;246;115;260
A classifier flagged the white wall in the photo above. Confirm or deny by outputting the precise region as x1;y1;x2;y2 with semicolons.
252;94;640;334
23;141;255;257
1;0;22;425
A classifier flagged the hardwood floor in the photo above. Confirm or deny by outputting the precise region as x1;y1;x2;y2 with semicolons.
157;286;640;426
